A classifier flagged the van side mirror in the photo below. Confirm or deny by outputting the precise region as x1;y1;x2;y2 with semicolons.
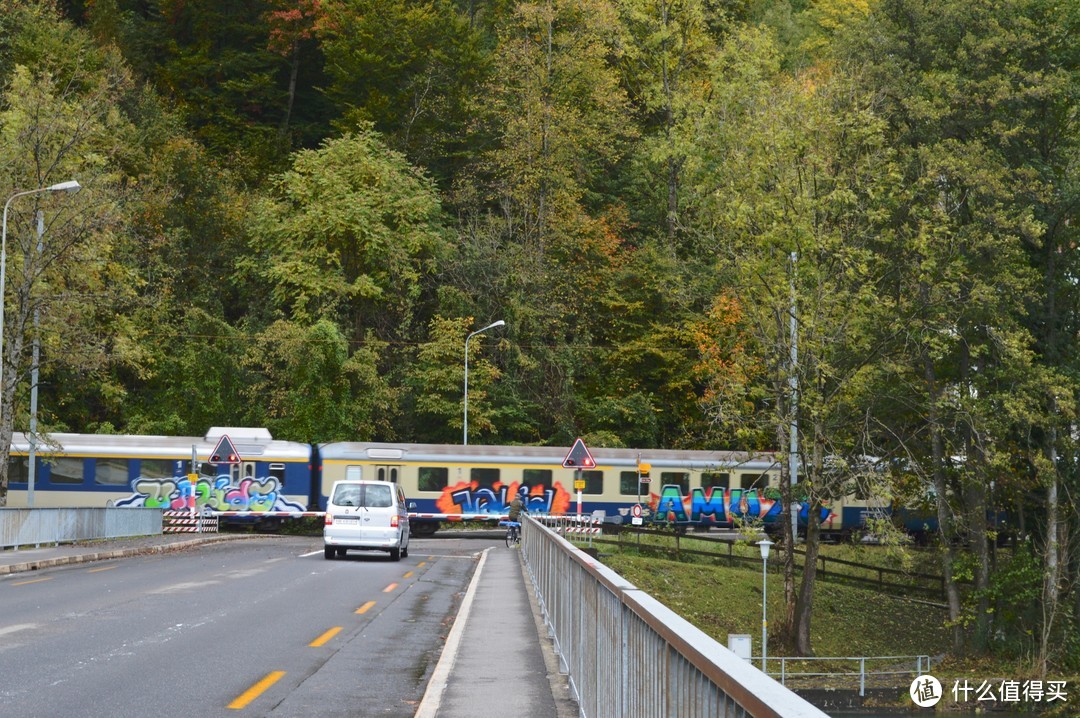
407;501;417;510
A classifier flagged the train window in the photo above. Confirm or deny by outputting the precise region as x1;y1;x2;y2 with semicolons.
661;472;689;493
268;463;286;487
345;466;362;481
470;468;500;489
619;471;649;496
94;458;130;486
376;465;400;483
522;469;552;486
419;467;448;491
50;457;84;484
140;459;176;479
702;472;729;489
739;473;767;490
581;470;603;494
7;456;28;484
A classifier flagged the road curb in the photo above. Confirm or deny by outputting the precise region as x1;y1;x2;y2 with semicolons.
0;534;255;576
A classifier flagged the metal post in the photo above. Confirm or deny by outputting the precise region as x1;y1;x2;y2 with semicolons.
789;251;799;541
759;539;772;673
0;182;80;444
762;555;768;673
27;211;43;507
463;319;504;445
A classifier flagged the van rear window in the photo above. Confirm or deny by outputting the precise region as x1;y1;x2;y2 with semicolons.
333;483;394;508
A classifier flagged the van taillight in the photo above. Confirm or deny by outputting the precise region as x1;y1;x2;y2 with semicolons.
391;515;399;528
324;513;333;525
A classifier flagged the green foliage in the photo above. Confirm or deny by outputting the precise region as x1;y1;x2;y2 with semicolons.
241;319;397;442
243;128;449;338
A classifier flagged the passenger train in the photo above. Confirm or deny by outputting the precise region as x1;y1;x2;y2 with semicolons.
4;428;889;538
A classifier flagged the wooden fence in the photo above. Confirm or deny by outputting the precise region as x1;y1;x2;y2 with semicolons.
594;525;952;600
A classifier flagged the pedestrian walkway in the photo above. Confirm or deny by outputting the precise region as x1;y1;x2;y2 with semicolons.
1;534;578;718
417;546;577;718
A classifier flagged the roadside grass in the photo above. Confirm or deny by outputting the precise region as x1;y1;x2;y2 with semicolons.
598;541;1078;714
600;552;951;663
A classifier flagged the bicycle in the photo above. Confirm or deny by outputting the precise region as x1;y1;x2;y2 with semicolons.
502;520;521;548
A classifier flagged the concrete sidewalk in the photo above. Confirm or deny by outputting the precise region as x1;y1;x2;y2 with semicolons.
417;546;578;718
1;534;578;718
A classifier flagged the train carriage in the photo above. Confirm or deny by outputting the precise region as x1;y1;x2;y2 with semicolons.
317;442;880;537
5;428;314;520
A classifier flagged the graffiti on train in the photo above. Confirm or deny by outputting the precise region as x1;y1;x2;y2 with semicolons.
114;475;306;512
435;481;572;515
650;485;827;524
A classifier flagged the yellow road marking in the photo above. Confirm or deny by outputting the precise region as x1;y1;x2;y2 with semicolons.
88;565;117;573
309;627;342;647
228;670;285;710
11;577;53;586
383;583;398;593
403;571;414;578
417;561;427;567
356;601;376;614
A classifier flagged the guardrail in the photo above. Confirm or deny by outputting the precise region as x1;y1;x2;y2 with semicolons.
520;515;829;718
766;655;932;696
0;507;162;549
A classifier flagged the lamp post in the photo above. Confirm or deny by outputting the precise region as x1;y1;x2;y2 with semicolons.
1;180;81;430
758;538;774;673
463;319;505;445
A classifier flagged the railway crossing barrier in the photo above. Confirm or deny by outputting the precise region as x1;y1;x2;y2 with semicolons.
533;512;604;548
163;510;218;534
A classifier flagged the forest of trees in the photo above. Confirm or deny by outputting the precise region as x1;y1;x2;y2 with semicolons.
0;0;1076;671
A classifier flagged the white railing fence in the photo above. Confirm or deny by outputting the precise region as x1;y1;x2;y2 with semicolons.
521;515;830;718
0;507;161;549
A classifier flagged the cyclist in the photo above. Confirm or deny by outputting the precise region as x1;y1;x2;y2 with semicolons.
504;495;526;546
507;495;525;522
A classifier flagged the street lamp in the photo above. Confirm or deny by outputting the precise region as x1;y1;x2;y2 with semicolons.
463;319;505;445
1;180;82;425
758;538;774;673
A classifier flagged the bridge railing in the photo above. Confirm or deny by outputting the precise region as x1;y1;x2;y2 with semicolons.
0;507;162;549
520;514;829;718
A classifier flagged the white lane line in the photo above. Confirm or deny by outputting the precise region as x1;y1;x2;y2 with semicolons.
0;624;39;639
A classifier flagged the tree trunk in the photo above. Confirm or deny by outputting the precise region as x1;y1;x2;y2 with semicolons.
279;39;300;141
922;343;964;653
1037;428;1060;678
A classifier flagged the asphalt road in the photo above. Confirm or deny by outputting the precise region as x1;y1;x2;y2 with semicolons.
0;535;487;717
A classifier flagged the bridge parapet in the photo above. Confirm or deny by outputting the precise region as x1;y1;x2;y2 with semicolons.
521;515;829;718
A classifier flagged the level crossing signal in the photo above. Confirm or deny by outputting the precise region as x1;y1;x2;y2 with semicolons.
562;438;595;469
209;434;242;464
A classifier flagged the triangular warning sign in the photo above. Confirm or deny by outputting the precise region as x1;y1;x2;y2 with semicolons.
562;438;595;469
209;434;242;464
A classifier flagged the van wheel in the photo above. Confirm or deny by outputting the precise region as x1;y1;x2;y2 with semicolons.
324;546;334;560
390;547;401;561
402;544;409;559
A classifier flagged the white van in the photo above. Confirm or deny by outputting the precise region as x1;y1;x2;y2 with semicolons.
323;480;411;561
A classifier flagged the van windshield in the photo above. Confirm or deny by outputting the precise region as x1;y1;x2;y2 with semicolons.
333;483;393;508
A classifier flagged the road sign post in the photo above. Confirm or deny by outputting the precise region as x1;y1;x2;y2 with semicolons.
563;438;595;518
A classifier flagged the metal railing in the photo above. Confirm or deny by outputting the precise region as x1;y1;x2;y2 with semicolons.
0;507;162;549
766;655;932;696
520;515;829;718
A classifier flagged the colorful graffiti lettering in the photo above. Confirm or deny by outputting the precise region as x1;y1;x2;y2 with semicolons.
650;485;829;525
435;481;571;516
115;474;304;513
